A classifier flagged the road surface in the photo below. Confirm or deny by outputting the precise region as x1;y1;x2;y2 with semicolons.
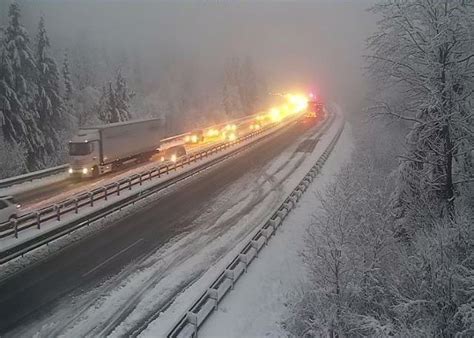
0;118;323;335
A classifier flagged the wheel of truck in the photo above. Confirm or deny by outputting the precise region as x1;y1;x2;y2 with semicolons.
92;166;99;178
9;215;17;228
177;146;186;157
138;154;152;163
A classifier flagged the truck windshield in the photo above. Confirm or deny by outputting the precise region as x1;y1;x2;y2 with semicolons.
69;143;92;156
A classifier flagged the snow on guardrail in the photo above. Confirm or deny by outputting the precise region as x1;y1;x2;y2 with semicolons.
166;116;344;338
0;164;69;190
0;114;264;192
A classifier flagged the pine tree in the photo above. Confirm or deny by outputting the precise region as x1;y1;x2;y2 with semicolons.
98;71;133;124
222;57;244;117
239;57;259;114
114;70;133;121
35;16;65;165
62;50;73;102
0;2;44;170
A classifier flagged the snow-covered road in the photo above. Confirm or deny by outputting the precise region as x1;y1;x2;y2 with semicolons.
3;113;338;337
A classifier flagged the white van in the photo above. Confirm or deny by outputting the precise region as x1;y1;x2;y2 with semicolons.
0;196;19;225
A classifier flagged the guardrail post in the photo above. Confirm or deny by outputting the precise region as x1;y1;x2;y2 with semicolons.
104;187;108;201
37;212;41;228
74;199;78;213
56;205;61;221
139;174;143;186
116;182;120;196
128;178;132;190
149;170;152;181
89;192;94;207
14;219;18;238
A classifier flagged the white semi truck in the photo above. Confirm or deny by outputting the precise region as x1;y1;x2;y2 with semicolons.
68;119;163;177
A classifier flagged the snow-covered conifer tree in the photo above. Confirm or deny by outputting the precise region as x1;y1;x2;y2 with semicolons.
0;2;44;170
35;16;66;165
62;50;73;102
98;71;133;124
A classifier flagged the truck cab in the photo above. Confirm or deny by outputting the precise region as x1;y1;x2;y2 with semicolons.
68;129;102;177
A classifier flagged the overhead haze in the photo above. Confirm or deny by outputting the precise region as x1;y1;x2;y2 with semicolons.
1;0;376;115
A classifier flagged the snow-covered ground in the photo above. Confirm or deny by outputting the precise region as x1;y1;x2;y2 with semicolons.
0;171;68;199
198;121;353;337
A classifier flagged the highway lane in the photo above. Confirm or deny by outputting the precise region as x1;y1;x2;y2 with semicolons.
0;118;322;335
13;138;223;209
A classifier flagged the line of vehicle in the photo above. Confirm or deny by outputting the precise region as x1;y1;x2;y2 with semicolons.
0;121;276;239
0;113;267;192
0;116;302;265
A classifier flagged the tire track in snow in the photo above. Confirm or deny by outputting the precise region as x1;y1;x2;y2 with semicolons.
17;118;330;337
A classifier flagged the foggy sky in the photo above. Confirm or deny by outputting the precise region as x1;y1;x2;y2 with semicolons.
2;0;377;111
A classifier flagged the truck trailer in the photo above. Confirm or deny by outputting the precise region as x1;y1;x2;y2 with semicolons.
68;119;162;177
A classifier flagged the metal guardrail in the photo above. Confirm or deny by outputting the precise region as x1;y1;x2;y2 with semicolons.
0;115;307;264
167;116;344;338
0;165;69;190
0;114;263;191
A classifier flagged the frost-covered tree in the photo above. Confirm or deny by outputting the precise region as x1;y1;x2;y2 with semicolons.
114;70;134;121
222;81;243;118
62;50;73;102
0;2;44;170
392;213;473;336
98;82;116;124
222;57;244;117
286;138;397;337
367;0;474;231
35;16;66;165
287;121;473;336
0;139;27;179
222;56;263;117
99;71;133;124
239;56;259;114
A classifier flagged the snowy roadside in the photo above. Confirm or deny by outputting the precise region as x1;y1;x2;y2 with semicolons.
0;171;68;199
198;121;353;337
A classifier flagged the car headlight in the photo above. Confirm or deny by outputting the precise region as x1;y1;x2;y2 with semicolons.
68;168;73;174
82;168;88;174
